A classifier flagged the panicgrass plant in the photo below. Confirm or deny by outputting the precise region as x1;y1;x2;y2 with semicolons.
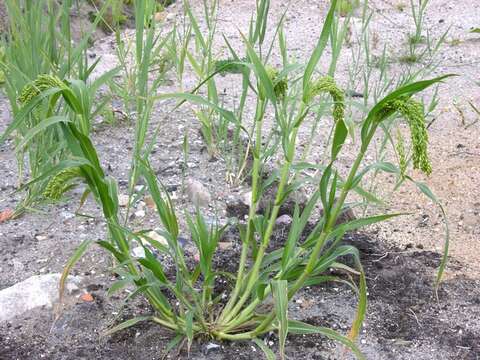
0;0;115;214
1;0;452;359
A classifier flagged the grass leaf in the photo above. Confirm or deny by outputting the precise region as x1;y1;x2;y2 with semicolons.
288;320;365;360
252;338;276;360
303;0;338;95
104;316;152;336
272;280;289;359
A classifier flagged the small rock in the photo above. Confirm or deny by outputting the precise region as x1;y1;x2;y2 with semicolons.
131;246;146;258
186;179;211;208
418;214;429;227
60;211;74;220
275;214;292;226
319;201;356;225
0;208;13;223
0;274;82;322
218;242;233;251
134;209;146;218
226;194;250;218
12;259;24;271
178;236;190;248
118;194;129;207
144;231;168;246
259;183;308;217
193;252;200;262
35;235;48;241
134;185;145;193
205;342;220;354
144;196;155;209
80;293;94;302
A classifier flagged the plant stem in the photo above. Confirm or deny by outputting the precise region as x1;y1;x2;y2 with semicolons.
222;103;306;325
219;99;266;321
246;125;377;336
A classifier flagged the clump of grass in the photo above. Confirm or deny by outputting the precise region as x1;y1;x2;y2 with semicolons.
0;0;115;214
395;2;407;12
399;53;420;64
408;33;426;45
337;0;360;17
409;0;430;45
447;38;462;46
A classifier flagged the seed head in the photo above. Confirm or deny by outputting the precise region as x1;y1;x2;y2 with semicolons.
306;76;345;123
266;65;288;99
19;74;65;104
381;98;432;175
395;129;407;178
43;167;83;200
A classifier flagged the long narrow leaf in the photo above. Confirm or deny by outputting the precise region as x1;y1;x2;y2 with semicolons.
288;320;365;360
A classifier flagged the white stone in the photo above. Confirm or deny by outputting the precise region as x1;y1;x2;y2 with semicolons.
118;194;130;207
134;209;146;218
0;274;82;322
186;179;211;208
144;231;168;246
131;246;146;258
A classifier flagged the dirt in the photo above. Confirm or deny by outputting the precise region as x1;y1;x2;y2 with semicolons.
0;0;479;359
0;231;479;360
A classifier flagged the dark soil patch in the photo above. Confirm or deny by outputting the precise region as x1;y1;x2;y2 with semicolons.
0;230;479;360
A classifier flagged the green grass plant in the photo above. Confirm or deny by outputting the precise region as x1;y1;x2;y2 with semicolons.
0;0;116;214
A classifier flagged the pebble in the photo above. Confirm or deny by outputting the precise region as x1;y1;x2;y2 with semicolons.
131;246;145;258
186;179;211;208
12;259;24;271
60;211;74;220
275;214;293;226
154;12;166;22
134;209;146;218
205;342;220;355
145;231;168;246
118;194;129;207
218;242;233;250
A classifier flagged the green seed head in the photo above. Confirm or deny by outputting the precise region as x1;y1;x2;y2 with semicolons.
395;129;407;178
43;167;83;200
266;65;288;99
382;97;432;175
18;74;65;104
306;76;345;123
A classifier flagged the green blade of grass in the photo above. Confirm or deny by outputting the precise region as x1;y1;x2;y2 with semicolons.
288;320;365;360
58;239;93;312
252;338;276;360
240;31;276;103
272;280;288;360
303;0;338;96
104;316;153;336
409;179;449;297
